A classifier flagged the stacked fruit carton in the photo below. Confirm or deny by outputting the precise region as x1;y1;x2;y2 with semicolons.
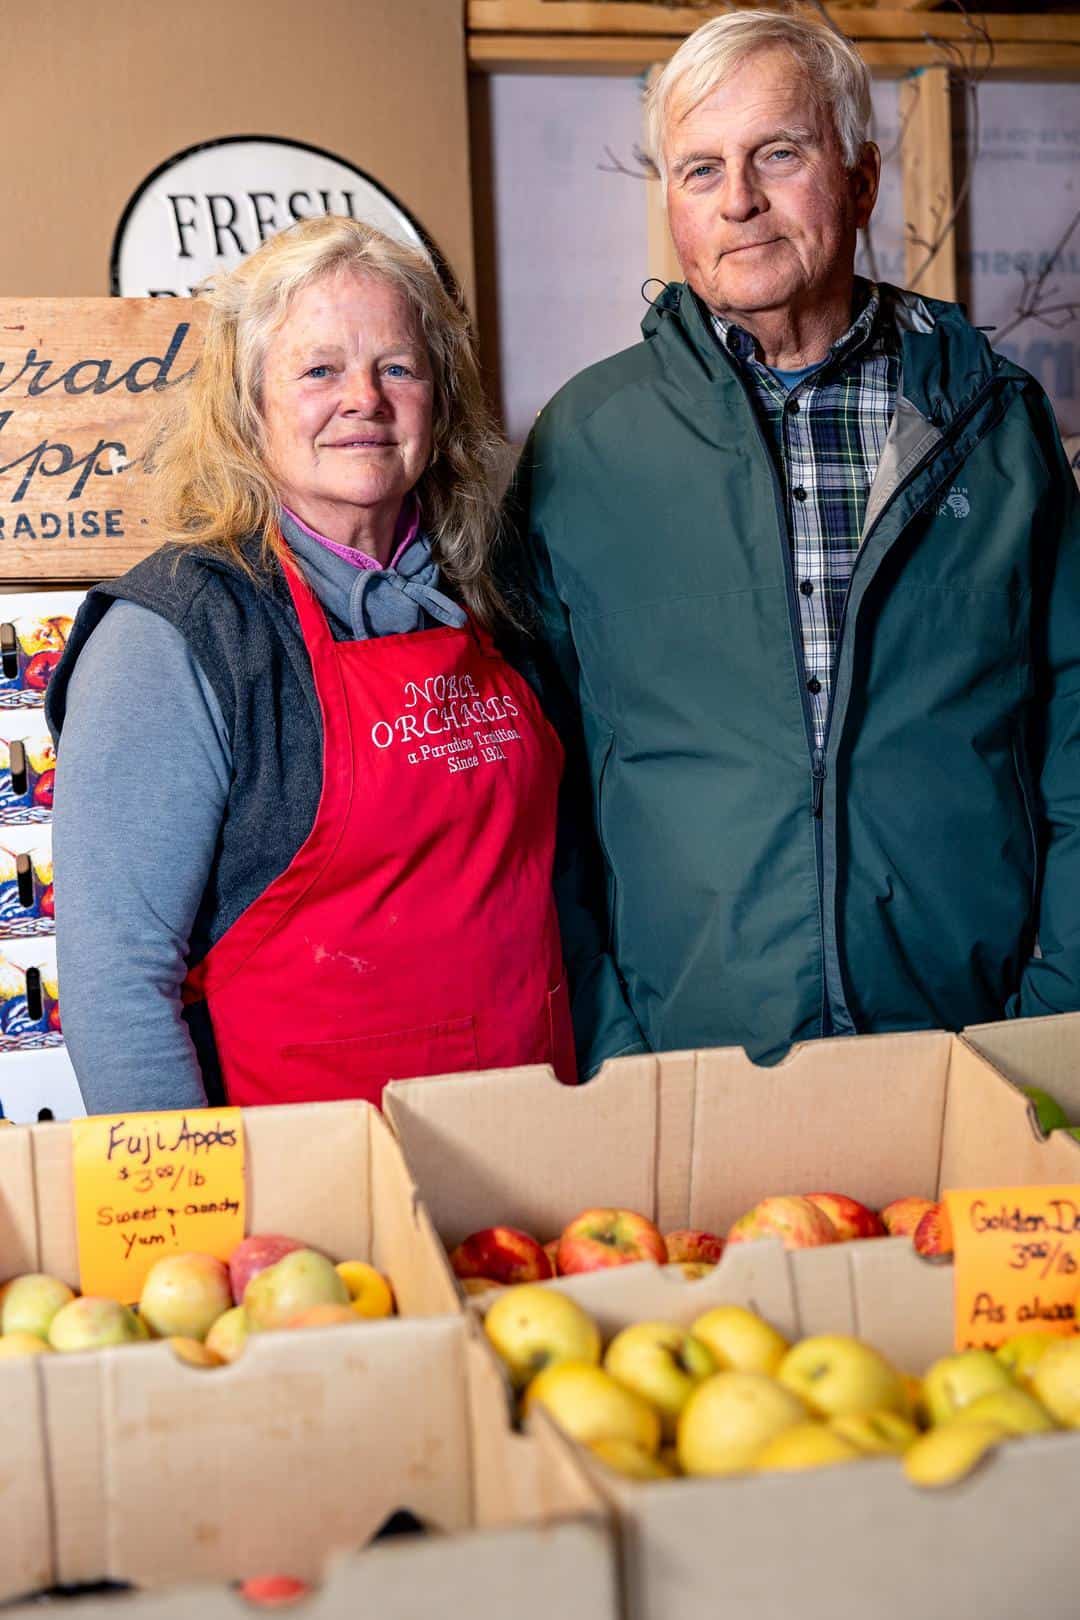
0;1100;618;1615
385;1028;1080;1620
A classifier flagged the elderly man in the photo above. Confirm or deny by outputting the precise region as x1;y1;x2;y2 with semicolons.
506;8;1080;1071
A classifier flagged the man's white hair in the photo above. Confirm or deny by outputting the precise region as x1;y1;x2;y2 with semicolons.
645;8;872;178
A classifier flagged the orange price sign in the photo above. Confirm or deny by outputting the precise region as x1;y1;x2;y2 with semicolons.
72;1109;245;1303
944;1186;1080;1351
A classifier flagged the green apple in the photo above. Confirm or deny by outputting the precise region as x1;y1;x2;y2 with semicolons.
0;1273;74;1340
48;1297;143;1352
243;1249;349;1332
1021;1085;1069;1134
604;1320;716;1438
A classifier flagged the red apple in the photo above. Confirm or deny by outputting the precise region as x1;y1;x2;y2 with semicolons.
461;1277;505;1296
557;1208;667;1274
23;652;60;692
31;770;54;810
543;1238;561;1275
228;1234;307;1305
239;1577;309;1608
39;884;54;920
804;1193;885;1242
450;1226;552;1285
725;1196;837;1251
880;1197;935;1238
665;1228;725;1265
913;1201;954;1258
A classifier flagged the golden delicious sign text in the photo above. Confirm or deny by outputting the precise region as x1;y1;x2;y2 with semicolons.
945;1185;1080;1351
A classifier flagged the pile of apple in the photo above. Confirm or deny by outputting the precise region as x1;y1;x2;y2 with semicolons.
449;1193;951;1293
0;1235;394;1364
482;1285;1080;1489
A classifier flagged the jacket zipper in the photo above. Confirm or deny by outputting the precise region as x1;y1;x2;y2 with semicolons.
819;377;1003;770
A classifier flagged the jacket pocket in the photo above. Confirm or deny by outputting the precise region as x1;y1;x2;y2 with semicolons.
281;1015;478;1106
547;979;578;1086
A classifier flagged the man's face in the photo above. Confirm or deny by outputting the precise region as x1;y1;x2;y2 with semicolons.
663;47;879;323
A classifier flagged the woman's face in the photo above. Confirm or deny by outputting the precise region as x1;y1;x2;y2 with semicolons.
261;268;434;545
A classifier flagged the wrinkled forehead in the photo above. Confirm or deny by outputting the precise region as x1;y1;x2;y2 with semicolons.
665;45;835;155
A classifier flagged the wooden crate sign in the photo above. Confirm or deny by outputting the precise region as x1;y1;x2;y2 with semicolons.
0;299;207;581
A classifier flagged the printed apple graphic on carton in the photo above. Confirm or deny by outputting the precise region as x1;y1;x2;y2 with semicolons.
31;770;54;810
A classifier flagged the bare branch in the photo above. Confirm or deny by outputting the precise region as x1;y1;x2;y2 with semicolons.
597;143;659;182
996;209;1080;345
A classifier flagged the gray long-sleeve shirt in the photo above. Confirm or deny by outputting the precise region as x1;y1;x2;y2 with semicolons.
54;525;441;1114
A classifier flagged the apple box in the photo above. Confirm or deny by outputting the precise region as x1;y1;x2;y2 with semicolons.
384;1029;1080;1339
0;1513;618;1620
0;1101;482;1596
515;1242;1080;1620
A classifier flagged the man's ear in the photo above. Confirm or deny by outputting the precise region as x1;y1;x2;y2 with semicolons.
852;141;881;231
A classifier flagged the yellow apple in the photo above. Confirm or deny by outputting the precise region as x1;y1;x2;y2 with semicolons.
588;1437;675;1479
243;1249;349;1332
690;1305;789;1376
169;1336;224;1368
903;1421;1007;1488
1032;1337;1080;1426
139;1253;233;1341
829;1409;918;1455
205;1305;248;1364
483;1284;601;1391
0;1273;74;1340
524;1360;661;1455
336;1260;394;1319
0;1331;52;1358
288;1303;357;1329
777;1335;906;1419
677;1371;807;1476
922;1349;1014;1426
48;1297;143;1352
604;1320;716;1438
954;1386;1055;1436
754;1422;862;1472
995;1332;1055;1390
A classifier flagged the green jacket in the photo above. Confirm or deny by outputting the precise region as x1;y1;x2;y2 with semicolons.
506;281;1080;1070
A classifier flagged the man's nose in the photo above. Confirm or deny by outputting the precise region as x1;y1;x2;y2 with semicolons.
720;164;764;223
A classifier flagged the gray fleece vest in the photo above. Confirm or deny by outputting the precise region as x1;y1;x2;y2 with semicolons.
48;541;327;972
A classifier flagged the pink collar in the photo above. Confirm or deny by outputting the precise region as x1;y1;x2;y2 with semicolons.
282;501;419;572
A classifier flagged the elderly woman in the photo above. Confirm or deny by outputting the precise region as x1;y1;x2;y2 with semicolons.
48;217;576;1112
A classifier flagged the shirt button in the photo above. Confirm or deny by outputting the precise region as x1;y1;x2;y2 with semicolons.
799;579;814;596
792;485;808;502
807;677;822;694
786;396;801;413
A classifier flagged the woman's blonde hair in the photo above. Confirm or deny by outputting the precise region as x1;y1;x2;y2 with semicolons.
152;216;508;624
645;8;872;180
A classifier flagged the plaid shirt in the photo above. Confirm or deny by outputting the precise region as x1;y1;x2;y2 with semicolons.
712;285;899;749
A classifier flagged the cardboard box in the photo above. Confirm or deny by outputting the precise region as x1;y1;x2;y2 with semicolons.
0;1515;620;1620
385;1032;1080;1618
0;1101;474;1599
385;1030;1080;1359
965;1011;1080;1120
519;1244;1080;1620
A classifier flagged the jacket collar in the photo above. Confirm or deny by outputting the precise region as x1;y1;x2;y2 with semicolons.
642;278;1022;433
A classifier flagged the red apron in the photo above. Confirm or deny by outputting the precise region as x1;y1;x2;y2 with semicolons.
183;558;577;1106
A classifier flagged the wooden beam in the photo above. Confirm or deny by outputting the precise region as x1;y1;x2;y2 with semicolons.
467;3;1080;47
899;65;956;302
468;33;1080;76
